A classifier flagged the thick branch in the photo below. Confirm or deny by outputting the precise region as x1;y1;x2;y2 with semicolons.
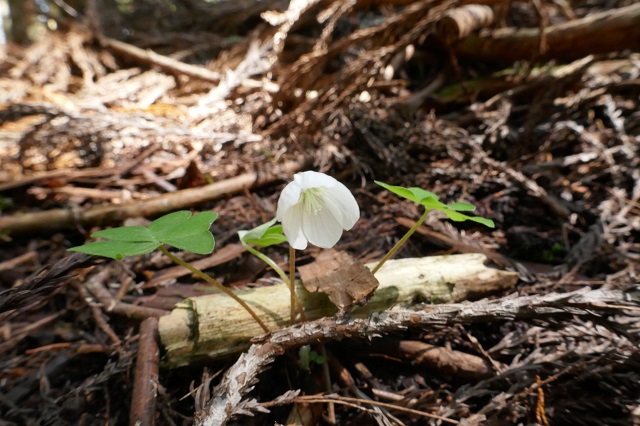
455;3;640;62
0;160;306;235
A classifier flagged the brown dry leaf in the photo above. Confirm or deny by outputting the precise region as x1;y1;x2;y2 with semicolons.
298;249;379;313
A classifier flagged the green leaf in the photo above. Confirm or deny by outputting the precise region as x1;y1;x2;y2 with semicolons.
375;181;417;203
467;216;495;228
375;181;439;204
256;226;288;247
447;202;476;212
68;210;219;260
377;181;495;228
421;197;446;210
239;219;288;247
147;211;192;236
69;240;159;260
238;218;276;241
441;209;495;228
309;351;326;365
92;226;154;242
441;209;470;222
407;187;440;202
150;211;218;254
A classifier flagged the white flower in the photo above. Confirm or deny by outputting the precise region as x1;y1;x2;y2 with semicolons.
276;171;360;250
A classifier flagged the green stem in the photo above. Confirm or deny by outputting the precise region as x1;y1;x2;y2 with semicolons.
289;246;296;323
371;209;430;274
158;245;270;333
241;242;306;320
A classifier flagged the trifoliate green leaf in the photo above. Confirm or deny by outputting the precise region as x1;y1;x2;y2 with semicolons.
376;181;494;228
71;225;158;259
68;210;219;259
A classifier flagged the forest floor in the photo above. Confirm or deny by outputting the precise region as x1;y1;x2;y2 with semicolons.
1;0;639;425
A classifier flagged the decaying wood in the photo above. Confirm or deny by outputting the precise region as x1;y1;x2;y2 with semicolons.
455;3;640;61
0;160;306;235
159;253;518;367
197;286;639;426
435;4;495;45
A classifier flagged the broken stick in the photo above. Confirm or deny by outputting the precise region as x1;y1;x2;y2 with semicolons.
0;160;306;235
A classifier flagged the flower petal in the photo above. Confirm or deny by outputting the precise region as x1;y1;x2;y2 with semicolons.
302;206;344;248
321;183;360;230
276;179;303;221
294;171;338;190
277;171;360;249
281;202;308;250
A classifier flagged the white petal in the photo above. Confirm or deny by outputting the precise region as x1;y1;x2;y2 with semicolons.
276;171;360;250
321;183;360;229
281;203;308;250
276;179;303;221
302;206;344;248
294;171;338;190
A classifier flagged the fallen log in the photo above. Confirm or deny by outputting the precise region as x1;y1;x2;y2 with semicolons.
454;3;640;62
158;253;518;367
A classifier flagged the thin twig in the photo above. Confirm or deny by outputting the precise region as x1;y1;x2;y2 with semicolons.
130;317;160;426
294;394;459;424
